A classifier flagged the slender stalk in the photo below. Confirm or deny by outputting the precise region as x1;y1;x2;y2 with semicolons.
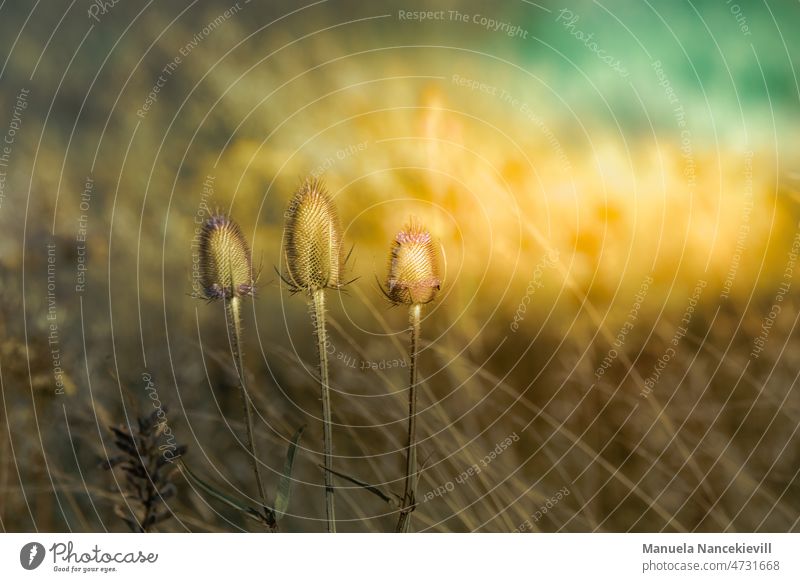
226;296;269;525
311;288;336;532
397;303;422;532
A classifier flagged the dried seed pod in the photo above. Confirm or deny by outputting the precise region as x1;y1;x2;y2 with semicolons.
385;220;441;306
283;179;344;292
198;214;254;300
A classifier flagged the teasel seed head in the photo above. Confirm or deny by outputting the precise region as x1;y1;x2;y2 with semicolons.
384;219;441;306
198;214;255;300
282;178;345;293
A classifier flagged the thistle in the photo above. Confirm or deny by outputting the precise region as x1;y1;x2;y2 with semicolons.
198;214;255;301
197;214;268;521
282;178;345;292
385;220;441;307
382;219;441;532
281;178;346;532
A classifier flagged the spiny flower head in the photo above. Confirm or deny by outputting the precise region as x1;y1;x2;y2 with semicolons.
198;214;254;300
385;219;441;306
283;178;345;292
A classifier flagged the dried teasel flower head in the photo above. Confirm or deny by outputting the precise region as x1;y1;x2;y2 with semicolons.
282;178;345;292
198;214;255;300
384;219;441;306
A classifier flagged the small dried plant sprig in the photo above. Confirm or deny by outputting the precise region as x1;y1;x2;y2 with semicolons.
281;178;349;532
197;213;268;522
102;408;187;532
383;219;441;533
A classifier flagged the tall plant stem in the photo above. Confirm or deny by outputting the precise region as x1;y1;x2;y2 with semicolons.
311;288;336;532
226;296;269;522
397;303;421;533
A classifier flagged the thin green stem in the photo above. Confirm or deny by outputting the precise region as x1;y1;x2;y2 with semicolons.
311;288;336;532
397;303;421;533
226;296;270;527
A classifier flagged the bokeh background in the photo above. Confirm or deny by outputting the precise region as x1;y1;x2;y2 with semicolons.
0;0;799;532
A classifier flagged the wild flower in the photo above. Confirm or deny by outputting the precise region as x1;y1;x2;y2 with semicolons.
382;219;441;532
281;178;349;532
